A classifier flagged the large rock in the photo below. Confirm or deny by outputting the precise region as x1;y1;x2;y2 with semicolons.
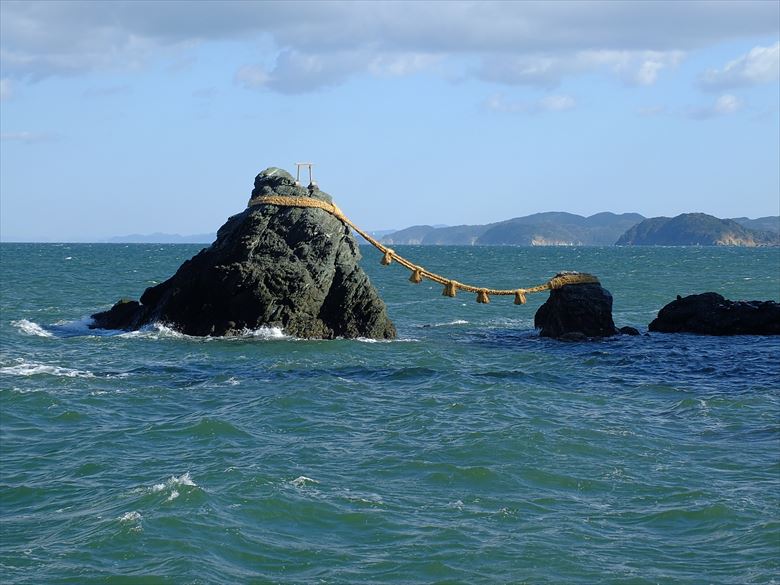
649;293;780;335
91;168;396;339
534;279;618;339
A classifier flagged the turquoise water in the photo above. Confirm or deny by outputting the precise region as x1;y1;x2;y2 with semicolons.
1;243;779;584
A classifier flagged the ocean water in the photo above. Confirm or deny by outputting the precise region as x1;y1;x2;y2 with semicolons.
1;243;779;584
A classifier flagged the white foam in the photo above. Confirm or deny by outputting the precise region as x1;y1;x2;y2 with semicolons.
291;476;318;487
119;323;186;339
119;511;141;523
243;326;289;340
167;490;180;501
0;360;94;378
12;319;53;338
427;319;469;328
49;316;97;337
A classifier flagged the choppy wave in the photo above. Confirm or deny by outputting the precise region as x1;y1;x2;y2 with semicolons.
0;359;95;378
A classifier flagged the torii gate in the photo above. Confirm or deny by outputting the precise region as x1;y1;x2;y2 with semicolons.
295;162;317;189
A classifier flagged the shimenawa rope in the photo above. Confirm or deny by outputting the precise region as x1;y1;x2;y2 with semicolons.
248;195;600;304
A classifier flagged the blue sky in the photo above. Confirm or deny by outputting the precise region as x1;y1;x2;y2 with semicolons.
1;0;778;241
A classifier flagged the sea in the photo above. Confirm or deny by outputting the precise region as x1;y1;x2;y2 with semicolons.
1;243;779;584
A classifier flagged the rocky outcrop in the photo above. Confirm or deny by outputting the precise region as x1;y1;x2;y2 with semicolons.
649;293;780;335
91;167;396;339
534;278;618;339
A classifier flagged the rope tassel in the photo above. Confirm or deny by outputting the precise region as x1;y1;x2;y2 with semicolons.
476;289;490;304
514;290;527;305
409;268;423;284
442;281;458;297
380;249;394;266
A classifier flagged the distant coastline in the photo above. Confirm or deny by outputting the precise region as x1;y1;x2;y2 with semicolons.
379;212;779;247
3;213;778;246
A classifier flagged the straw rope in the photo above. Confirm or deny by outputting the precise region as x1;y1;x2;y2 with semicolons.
248;194;600;304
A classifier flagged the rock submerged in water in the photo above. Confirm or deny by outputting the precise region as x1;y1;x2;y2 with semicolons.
649;292;780;335
91;168;396;339
534;277;619;339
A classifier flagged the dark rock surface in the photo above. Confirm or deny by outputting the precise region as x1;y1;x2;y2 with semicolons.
648;293;780;335
91;168;396;339
534;279;618;339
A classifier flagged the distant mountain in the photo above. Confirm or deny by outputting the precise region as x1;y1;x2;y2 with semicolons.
616;213;779;246
105;233;215;244
730;216;780;234
381;212;646;246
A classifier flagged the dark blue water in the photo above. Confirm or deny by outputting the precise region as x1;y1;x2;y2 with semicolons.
1;244;779;584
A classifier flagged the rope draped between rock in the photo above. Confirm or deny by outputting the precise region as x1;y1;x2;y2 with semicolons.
248;194;600;304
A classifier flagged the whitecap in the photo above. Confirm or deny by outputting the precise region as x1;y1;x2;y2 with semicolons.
167;490;179;501
425;319;469;328
11;319;53;338
119;511;141;523
291;476;318;487
0;360;94;378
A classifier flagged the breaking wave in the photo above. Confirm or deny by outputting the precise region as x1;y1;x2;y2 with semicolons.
11;319;54;338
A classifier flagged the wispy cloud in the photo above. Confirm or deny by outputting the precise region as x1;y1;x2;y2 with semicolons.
699;42;780;90
478;50;684;88
687;94;744;120
1;131;59;143
486;93;576;114
82;84;132;98
637;105;667;117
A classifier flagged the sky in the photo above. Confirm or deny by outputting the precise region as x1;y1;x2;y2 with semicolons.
0;0;779;242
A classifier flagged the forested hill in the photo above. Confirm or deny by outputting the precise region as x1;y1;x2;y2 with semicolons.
381;212;646;246
616;213;779;247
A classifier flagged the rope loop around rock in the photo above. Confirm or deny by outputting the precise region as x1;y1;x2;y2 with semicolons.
248;194;600;304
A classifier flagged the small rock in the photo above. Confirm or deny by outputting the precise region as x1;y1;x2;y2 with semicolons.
649;292;780;335
618;326;640;336
534;278;617;339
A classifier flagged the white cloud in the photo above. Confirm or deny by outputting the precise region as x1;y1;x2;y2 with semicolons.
235;65;270;89
486;93;576;114
713;93;742;114
477;50;684;87
687;93;744;119
699;42;780;90
0;1;777;93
